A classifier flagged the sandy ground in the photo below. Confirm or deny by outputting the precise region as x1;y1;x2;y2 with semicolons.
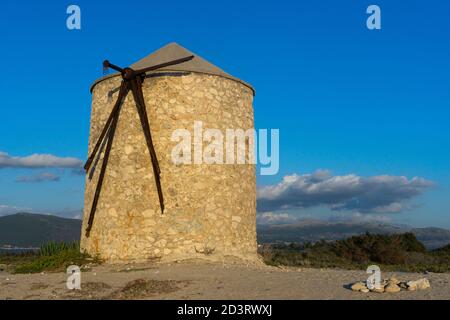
1;260;449;300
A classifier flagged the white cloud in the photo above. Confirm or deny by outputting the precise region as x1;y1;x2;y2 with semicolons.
0;205;83;219
327;212;392;224
56;208;83;220
15;172;60;183
257;170;434;214
0;151;83;169
0;204;32;216
257;212;297;224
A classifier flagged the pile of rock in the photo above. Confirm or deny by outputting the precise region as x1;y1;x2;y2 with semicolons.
351;277;430;293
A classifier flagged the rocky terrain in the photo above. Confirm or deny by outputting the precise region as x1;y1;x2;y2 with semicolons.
351;276;431;293
1;260;449;300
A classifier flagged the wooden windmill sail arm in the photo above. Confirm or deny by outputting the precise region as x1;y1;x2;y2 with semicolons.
130;79;161;174
129;78;165;213
103;60;124;74
84;82;128;172
134;55;194;75
85;55;195;237
85;98;123;237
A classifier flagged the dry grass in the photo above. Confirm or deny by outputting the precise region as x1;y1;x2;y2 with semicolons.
108;278;183;299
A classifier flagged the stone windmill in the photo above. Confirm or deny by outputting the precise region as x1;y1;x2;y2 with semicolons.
81;43;256;262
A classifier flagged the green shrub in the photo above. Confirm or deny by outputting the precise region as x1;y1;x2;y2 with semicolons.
12;241;99;274
331;233;425;265
399;232;426;253
40;241;80;256
433;244;450;255
259;233;450;273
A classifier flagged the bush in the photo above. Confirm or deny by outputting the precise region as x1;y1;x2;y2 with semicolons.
331;233;425;265
433;244;450;255
399;233;426;253
12;241;98;274
40;241;79;256
259;233;450;273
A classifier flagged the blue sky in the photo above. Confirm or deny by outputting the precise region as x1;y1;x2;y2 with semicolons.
0;1;449;227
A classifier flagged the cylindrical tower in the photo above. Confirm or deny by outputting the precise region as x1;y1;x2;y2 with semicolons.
81;43;256;262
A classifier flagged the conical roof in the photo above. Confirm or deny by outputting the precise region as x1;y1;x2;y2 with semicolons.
90;42;254;94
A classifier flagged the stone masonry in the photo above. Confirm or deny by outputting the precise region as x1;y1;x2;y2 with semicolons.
81;44;256;263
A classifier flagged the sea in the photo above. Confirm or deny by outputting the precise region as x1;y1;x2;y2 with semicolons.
0;247;39;255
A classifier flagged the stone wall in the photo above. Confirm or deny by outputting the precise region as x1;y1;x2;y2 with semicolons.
80;72;256;263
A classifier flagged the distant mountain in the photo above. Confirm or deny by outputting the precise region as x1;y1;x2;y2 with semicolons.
257;221;450;249
3;212;449;250
411;227;450;250
0;213;81;248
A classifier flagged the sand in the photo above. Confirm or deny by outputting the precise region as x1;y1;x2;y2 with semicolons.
1;260;449;300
